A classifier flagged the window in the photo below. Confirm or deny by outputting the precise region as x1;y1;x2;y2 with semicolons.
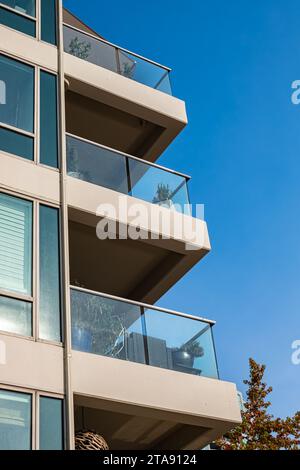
0;4;36;37
0;389;64;450
0;192;33;336
0;389;31;450
0;193;32;295
0;296;32;336
39;205;61;342
40;0;57;45
1;0;35;17
0;54;34;160
0;54;34;133
39;396;64;450
40;70;58;168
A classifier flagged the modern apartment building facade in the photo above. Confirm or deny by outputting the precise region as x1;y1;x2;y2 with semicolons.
0;1;241;450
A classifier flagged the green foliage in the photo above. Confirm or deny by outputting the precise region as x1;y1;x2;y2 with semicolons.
215;358;300;450
68;37;92;60
152;183;173;204
181;340;204;358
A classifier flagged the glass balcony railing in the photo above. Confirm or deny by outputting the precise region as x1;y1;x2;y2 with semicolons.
63;24;172;95
66;133;191;215
70;286;219;379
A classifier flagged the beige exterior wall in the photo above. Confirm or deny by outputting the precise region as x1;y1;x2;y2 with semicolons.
0;333;64;394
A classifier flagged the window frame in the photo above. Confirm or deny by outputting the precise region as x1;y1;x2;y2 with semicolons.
0;1;58;46
0;189;63;346
0;51;60;170
0;385;65;450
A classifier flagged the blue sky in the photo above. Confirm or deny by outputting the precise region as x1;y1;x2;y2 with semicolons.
64;0;300;418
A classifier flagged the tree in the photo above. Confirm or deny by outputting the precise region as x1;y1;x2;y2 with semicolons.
216;358;300;450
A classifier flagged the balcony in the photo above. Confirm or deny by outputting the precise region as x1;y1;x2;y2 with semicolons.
66;133;191;215
63;24;172;95
70;286;218;379
70;287;241;449
63;21;187;164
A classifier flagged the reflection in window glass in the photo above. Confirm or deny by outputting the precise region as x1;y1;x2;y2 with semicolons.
0;54;34;132
0;6;35;36
41;0;57;45
39;205;61;342
39;396;63;450
1;0;36;16
0;193;32;295
40;71;58;168
0;126;34;160
0;389;31;450
0;296;32;336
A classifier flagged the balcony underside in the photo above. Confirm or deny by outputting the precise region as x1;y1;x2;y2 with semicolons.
72;352;241;450
64;53;187;164
68;178;210;304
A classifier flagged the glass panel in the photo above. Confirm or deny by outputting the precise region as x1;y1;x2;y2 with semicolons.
63;25;172;95
129;158;190;215
1;0;36;16
0;6;35;36
66;135;190;214
39;205;61;342
0;389;31;450
40;0;57;45
0;54;34;132
0;193;32;295
64;25;118;72
39;397;63;450
144;309;218;378
118;50;172;94
40;71;58;168
0;295;32;336
0;126;34;160
71;289;145;364
66;135;129;194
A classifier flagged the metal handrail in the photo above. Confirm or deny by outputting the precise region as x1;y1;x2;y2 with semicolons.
70;285;216;326
63;22;172;72
66;132;191;180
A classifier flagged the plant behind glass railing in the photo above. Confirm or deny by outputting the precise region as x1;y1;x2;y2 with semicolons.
71;288;126;357
68;37;92;59
152;183;174;204
181;340;204;358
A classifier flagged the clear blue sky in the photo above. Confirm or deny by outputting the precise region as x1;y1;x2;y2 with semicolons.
64;0;300;418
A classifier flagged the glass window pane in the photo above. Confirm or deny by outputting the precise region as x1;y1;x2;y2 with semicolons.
0;54;34;132
40;71;58;168
1;0;36;16
0;193;32;295
66;135;128;193
39;205;61;342
0;295;32;336
0;389;31;450
0;6;35;36
144;309;219;378
39;396;63;450
40;0;57;45
71;289;145;363
0;126;34;160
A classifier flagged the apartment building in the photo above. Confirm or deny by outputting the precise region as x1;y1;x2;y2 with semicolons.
0;1;241;450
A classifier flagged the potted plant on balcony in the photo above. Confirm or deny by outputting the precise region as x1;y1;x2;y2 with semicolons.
172;340;204;369
68;37;92;60
152;183;175;209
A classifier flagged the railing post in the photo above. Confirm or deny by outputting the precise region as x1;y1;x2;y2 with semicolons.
140;307;150;365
